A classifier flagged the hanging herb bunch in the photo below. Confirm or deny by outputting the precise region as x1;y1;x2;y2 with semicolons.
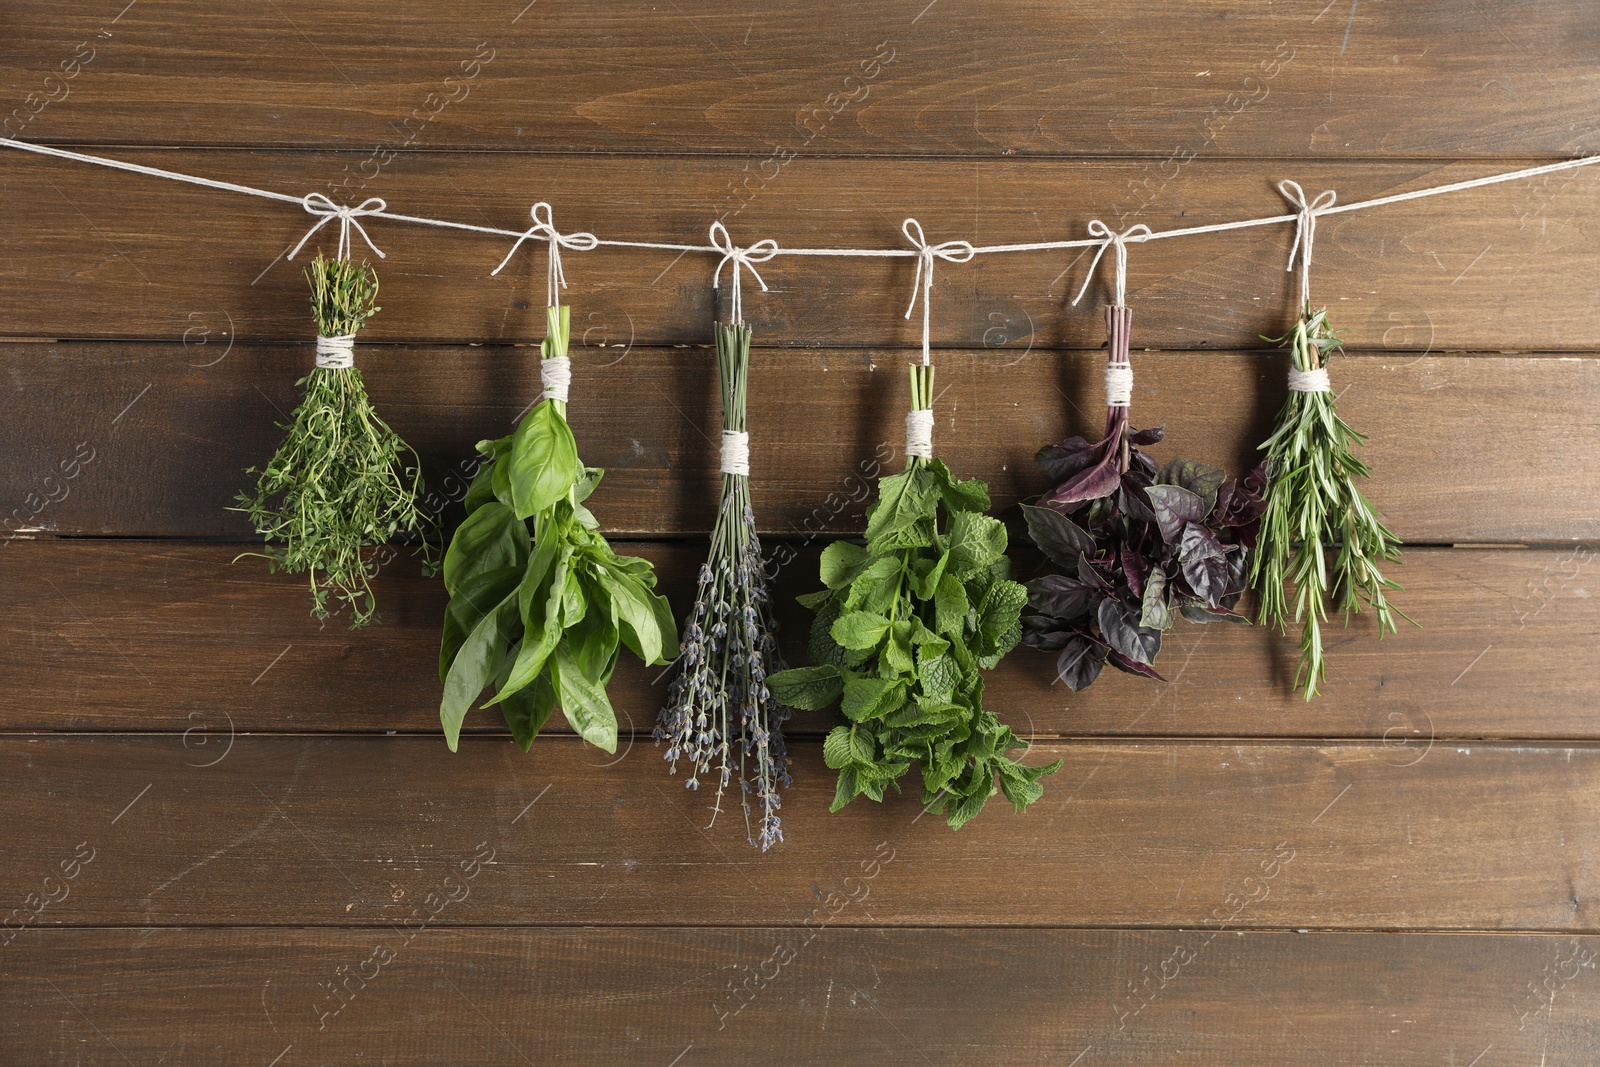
234;250;432;627
1253;305;1407;698
437;304;678;753
1252;182;1408;699
1020;301;1266;691
771;363;1060;830
655;319;793;851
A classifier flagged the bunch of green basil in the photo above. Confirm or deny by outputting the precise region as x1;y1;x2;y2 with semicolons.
438;307;678;754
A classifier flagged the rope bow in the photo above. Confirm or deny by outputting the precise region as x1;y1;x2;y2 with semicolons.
1071;219;1152;308
491;201;599;308
709;220;778;324
287;193;388;261
901;218;975;366
1278;179;1338;308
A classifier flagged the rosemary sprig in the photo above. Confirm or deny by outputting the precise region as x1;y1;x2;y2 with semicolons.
1252;305;1408;698
234;254;432;627
656;321;792;850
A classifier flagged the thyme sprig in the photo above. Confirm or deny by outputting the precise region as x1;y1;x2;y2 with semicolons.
1252;305;1409;698
234;254;432;627
656;321;792;851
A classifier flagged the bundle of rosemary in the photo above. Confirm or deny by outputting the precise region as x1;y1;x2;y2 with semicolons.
438;305;678;753
235;253;431;627
655;321;793;851
1252;305;1407;698
770;365;1058;830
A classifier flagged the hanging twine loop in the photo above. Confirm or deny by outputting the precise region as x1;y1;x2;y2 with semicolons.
901;218;975;367
288;193;387;262
1071;219;1151;308
1279;179;1337;309
709;221;778;325
490;201;599;309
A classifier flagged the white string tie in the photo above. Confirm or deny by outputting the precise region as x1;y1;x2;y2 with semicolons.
541;355;571;403
1105;364;1134;407
901;218;975;367
1071;220;1152;308
490;201;599;308
288;193;388;262
1279;180;1338;308
1288;367;1332;393
905;408;934;460
709;221;778;325
314;334;355;370
720;430;750;476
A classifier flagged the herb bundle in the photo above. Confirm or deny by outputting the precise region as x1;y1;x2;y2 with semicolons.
655;321;793;850
438;306;678;753
234;253;431;627
770;365;1058;830
1020;305;1266;690
1252;305;1406;698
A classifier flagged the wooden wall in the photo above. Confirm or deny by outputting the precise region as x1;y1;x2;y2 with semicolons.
3;2;1599;1063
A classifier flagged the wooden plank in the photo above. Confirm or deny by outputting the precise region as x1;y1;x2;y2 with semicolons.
4;343;1598;541
4;1;1596;159
2;152;1598;349
3;928;1596;1065
4;540;1598;743
5;734;1599;930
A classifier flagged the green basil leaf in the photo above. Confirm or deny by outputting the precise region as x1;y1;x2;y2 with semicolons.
508;401;583;520
442;501;527;595
439;585;520;751
552;638;618;753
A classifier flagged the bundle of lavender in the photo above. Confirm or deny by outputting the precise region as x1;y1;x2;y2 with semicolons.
655;321;793;850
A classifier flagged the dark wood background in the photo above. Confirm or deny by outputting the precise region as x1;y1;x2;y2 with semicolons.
3;2;1599;1063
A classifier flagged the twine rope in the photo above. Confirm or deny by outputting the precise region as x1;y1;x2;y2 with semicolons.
541;355;571;403
490;201;599;309
287;193;387;262
720;430;750;476
314;334;355;369
1288;367;1332;393
905;408;934;460
1279;179;1338;309
901;218;975;366
709;221;778;324
1072;220;1152;308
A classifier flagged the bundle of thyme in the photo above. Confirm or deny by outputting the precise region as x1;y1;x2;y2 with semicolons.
1252;305;1407;698
771;365;1058;830
234;253;431;627
655;321;792;851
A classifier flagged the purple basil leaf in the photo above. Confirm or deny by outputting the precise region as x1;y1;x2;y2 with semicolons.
1027;574;1095;622
1055;635;1107;692
1077;553;1113;594
1180;522;1234;606
1108;649;1167;681
1157;458;1227;515
1140;567;1172;629
1145;484;1207;544
1130;425;1165;446
1120;542;1147;599
1119;473;1157;525
1097;598;1161;666
1035;436;1100;483
1041;447;1122;510
1022;623;1073;652
1020;504;1095;568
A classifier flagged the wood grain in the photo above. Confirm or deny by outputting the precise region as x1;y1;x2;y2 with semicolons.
3;1;1596;158
3;928;1595;1065
4;343;1598;541
2;152;1597;349
6;734;1600;930
3;540;1597;742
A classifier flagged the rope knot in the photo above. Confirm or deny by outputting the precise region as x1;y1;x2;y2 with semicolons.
491;201;599;308
289;193;388;261
901;218;974;366
1071;219;1151;308
1278;179;1337;307
709;221;778;324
